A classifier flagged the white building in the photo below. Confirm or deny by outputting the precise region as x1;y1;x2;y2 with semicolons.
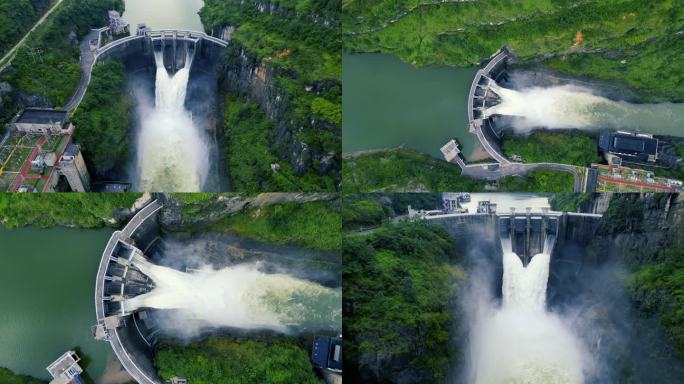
46;350;83;384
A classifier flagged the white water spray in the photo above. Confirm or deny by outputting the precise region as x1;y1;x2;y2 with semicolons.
123;255;341;333
471;236;586;384
136;48;209;191
486;83;684;134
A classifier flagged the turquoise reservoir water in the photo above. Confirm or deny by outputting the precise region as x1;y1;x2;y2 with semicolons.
343;53;483;160
0;227;114;381
123;0;205;31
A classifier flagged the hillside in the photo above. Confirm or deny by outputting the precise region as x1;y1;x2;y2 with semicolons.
344;0;683;102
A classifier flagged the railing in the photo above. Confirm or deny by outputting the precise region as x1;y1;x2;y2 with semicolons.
96;29;228;57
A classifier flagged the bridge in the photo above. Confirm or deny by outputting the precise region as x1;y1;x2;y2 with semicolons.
440;47;588;192
65;28;229;111
94;199;164;384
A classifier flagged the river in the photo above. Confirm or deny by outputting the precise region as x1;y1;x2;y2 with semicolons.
343;54;485;161
0;227;114;381
123;0;204;32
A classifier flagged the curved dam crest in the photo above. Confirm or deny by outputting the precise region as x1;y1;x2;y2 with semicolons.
77;29;229;191
94;200;342;384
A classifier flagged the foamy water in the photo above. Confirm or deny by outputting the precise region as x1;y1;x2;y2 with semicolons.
135;50;209;191
471;236;585;384
487;83;684;134
124;256;341;333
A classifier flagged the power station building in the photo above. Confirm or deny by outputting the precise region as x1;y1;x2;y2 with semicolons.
9;109;73;134
599;131;659;164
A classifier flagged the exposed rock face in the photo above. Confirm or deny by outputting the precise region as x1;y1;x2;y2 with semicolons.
215;39;341;182
588;193;683;265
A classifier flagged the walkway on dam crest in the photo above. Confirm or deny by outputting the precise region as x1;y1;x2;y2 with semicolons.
452;47;586;192
65;29;229;112
95;200;163;384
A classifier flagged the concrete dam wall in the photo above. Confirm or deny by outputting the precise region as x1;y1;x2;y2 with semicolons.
96;30;228;75
430;211;601;260
94;200;164;384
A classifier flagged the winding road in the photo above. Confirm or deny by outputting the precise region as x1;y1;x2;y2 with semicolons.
63;28;104;111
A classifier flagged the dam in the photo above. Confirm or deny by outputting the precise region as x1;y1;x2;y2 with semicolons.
92;199;342;383
93;199;164;384
410;205;602;267
68;26;230;191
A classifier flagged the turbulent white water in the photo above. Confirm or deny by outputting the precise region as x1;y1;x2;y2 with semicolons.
136;49;209;191
472;236;585;384
486;83;684;134
123;255;341;333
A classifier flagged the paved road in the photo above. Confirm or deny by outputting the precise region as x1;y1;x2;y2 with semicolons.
0;0;65;73
63;29;102;111
461;162;583;192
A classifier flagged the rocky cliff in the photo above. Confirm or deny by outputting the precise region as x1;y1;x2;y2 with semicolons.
216;40;341;183
587;193;683;265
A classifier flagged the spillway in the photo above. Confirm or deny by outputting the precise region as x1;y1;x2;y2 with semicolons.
122;254;342;333
471;234;585;384
135;48;209;191
486;82;684;135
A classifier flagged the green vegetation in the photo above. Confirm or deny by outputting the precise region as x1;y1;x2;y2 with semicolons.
201;0;341;187
73;60;132;176
342;193;441;231
0;368;46;384
155;335;322;384
343;148;575;192
502;131;601;166
1;0;124;106
602;193;645;233
211;200;341;252
171;194;341;252
550;193;595;212
342;196;393;231
499;169;575;192
631;245;684;358
344;222;463;382
223;96;335;191
0;193;141;228
0;0;53;58
343;149;487;192
344;0;683;102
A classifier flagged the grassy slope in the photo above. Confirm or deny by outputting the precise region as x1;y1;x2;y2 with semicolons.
170;194;341;252
502;131;602;167
344;0;683;102
343;148;575;192
73;60;132;176
0;193;141;228
344;222;463;382
155;336;322;384
343;149;487;192
499;169;575;192
209;200;342;252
